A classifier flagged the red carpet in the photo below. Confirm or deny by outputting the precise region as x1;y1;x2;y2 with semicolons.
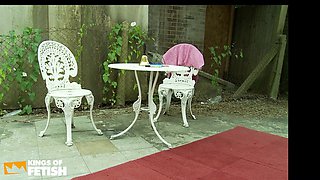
73;126;288;180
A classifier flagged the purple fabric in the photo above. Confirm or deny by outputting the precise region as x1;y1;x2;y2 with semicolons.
162;43;205;69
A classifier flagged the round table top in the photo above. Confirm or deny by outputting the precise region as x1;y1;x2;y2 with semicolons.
48;89;92;98
108;63;189;72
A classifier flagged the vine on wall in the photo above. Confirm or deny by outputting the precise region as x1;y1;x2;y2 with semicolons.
0;23;152;114
209;43;243;89
0;27;42;115
102;21;152;106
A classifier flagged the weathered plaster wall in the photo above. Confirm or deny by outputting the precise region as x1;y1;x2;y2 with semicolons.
0;5;34;35
0;5;38;109
1;5;151;109
2;5;221;109
106;5;148;31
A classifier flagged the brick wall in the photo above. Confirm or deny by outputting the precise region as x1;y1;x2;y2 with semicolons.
148;5;206;54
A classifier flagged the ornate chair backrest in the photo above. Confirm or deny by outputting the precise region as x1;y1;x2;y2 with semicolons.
162;43;204;88
37;40;79;92
162;67;198;87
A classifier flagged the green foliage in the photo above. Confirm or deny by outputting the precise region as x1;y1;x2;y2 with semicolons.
0;25;98;115
74;23;96;85
209;43;243;88
127;22;150;62
75;24;86;63
0;27;42;115
75;23;96;62
102;22;151;106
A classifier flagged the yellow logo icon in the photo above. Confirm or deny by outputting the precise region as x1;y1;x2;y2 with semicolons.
3;161;27;175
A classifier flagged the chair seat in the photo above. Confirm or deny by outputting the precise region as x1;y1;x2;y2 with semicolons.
48;89;92;98
159;83;194;90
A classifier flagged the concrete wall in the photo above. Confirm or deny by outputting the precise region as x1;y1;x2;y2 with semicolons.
0;5;34;35
104;5;150;103
48;5;81;55
1;5;227;109
0;5;150;109
0;5;46;109
34;5;83;109
106;5;148;31
80;5;112;105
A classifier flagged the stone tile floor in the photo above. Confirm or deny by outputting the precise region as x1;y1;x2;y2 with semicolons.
0;102;288;180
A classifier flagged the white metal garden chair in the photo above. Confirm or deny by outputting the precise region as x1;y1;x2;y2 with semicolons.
154;43;205;127
37;40;103;146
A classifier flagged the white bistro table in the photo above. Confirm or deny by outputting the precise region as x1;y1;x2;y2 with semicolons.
108;63;189;148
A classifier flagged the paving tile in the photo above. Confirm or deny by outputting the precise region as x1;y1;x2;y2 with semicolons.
75;139;119;156
110;136;154;151
58;156;88;176
37;133;67;147
34;117;64;126
42;173;88;180
1;138;38;151
120;147;160;161
35;116;103;145
82;152;128;173
0;157;41;180
0;174;42;180
0;146;39;163
1;105;288;180
4;119;36;130
1;126;38;150
40;156;90;179
71;130;106;143
38;143;80;159
34;118;66;136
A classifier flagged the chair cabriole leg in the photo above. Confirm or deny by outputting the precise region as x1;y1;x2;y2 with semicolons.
86;94;103;135
39;95;53;137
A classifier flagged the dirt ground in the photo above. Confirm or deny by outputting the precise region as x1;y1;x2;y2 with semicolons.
1;89;288;124
102;90;286;122
195;90;288;119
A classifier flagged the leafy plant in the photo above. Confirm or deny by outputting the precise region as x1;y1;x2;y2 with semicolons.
75;23;96;62
0;27;42;115
209;43;243;88
75;24;87;63
102;21;152;106
74;23;94;96
0;24;99;115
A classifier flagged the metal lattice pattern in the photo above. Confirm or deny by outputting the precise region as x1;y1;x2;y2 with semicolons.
38;40;77;92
